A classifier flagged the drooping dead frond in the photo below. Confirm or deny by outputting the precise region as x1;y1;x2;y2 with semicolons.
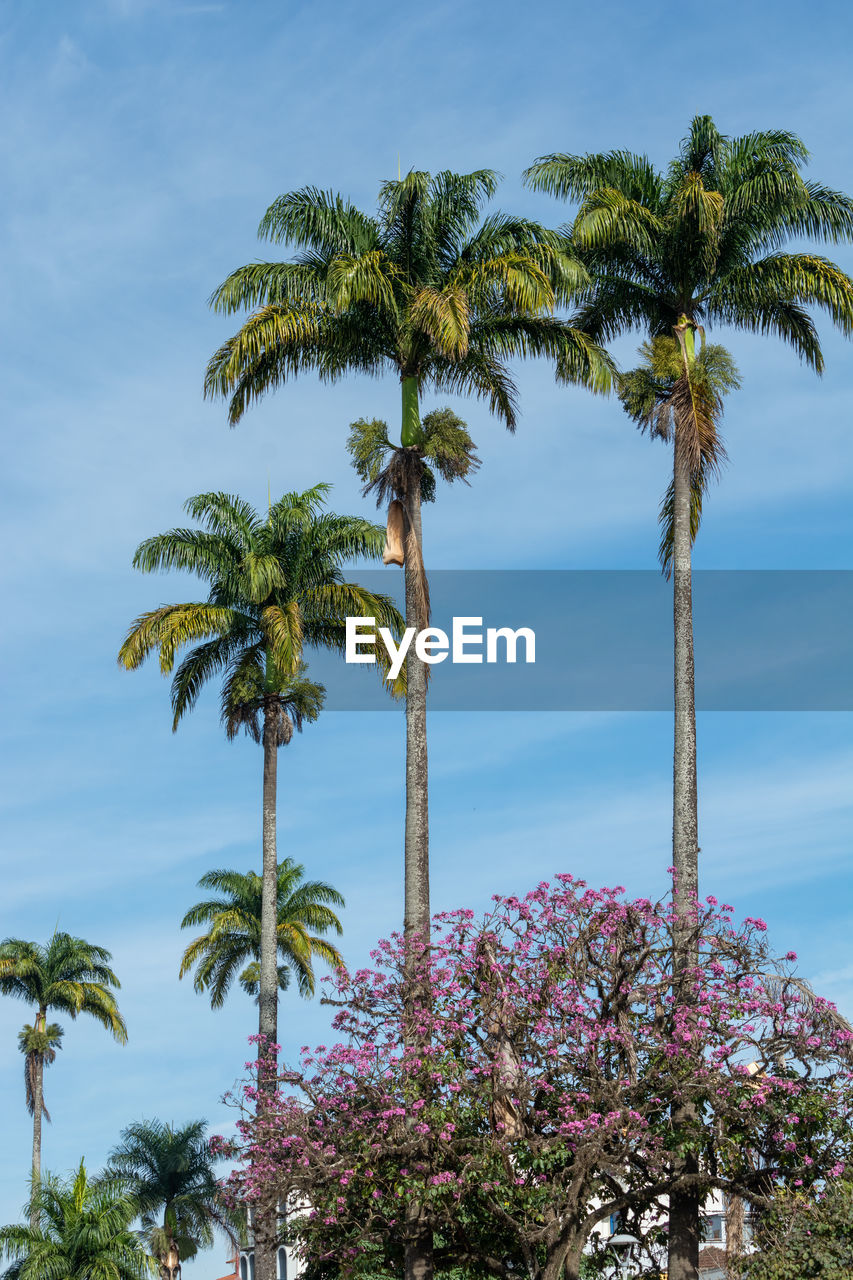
383;500;405;566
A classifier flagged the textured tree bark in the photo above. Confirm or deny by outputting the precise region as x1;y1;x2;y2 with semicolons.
255;699;279;1280
667;410;701;1280
401;381;433;1280
671;421;699;923
725;1194;745;1273
29;1016;44;1231
404;476;430;945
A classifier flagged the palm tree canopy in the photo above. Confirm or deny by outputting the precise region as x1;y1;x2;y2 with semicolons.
118;486;404;727
524;115;853;370
205;168;613;432
17;1024;63;1120
222;661;325;746
348;407;480;506
0;934;127;1042
619;337;741;572
179;859;345;1006
107;1120;238;1264
0;1160;153;1280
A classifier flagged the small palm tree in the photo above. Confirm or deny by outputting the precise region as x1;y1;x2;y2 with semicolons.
0;1160;151;1280
179;860;344;1007
108;1120;237;1280
204;169;612;967
0;934;127;1218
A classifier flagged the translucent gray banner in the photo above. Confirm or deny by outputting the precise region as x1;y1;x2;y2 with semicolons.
305;571;853;711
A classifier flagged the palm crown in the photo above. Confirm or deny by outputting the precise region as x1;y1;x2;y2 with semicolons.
107;1119;237;1267
0;934;127;1040
618;337;741;572
17;1023;63;1120
118;485;403;721
179;861;345;1005
0;1161;151;1280
524;115;853;365
205;168;612;435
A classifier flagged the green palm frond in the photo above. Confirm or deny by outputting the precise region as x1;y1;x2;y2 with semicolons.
206;166;599;434
619;337;741;572
257;186;381;255
1;1162;154;1280
121;485;403;724
106;1119;239;1262
0;935;125;1040
179;860;345;1010
528;114;853;381
524;150;665;207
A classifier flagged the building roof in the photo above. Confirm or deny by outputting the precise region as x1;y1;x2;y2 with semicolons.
699;1245;728;1273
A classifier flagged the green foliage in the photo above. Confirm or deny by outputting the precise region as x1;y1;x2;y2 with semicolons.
107;1119;240;1265
205;168;613;436
118;487;404;727
222;661;325;746
347;408;480;504
741;1181;853;1280
17;1024;62;1119
178;860;345;1006
618;337;741;572
0;930;127;1124
0;1160;153;1280
0;935;126;1041
525;116;853;371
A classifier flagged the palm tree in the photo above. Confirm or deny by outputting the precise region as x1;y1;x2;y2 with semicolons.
0;1160;151;1280
179;860;344;1011
0;934;127;1219
204;169;613;970
118;488;397;1280
118;486;398;1075
525;117;853;1280
107;1120;237;1280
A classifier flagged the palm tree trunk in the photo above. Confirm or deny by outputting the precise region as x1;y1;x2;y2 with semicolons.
404;474;430;943
160;1236;181;1280
255;698;279;1280
30;1038;44;1231
401;377;433;1280
667;408;701;1280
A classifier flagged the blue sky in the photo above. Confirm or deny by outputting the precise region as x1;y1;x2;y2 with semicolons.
1;0;852;1274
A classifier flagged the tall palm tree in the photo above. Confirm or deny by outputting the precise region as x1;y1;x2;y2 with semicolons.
525;116;853;1280
118;487;397;1069
204;169;612;971
0;1160;150;1280
179;860;344;1010
0;934;127;1219
108;1120;237;1280
118;488;399;1280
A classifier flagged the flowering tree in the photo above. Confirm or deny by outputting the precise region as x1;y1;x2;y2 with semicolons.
216;878;853;1280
